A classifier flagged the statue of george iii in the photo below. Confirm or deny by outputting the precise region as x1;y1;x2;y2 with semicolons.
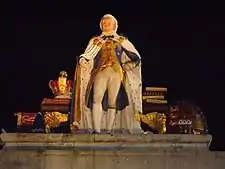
71;14;143;134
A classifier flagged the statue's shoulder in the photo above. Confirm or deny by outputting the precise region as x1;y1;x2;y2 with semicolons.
117;34;128;43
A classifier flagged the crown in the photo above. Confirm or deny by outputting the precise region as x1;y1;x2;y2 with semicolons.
59;71;68;77
49;71;72;98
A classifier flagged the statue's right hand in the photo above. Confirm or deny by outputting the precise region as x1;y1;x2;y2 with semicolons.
79;58;88;68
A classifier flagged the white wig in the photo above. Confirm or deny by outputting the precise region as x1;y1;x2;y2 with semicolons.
99;14;118;32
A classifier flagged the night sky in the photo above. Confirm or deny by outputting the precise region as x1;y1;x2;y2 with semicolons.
1;1;225;150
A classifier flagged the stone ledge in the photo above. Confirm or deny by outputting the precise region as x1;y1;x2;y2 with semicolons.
1;134;224;169
1;133;212;143
0;133;212;151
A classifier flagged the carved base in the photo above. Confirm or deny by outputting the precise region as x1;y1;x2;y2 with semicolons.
1;133;224;169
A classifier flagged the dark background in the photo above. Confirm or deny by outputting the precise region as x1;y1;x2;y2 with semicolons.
1;1;225;150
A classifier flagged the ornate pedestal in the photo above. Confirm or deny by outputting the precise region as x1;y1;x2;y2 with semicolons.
1;133;225;169
41;98;70;133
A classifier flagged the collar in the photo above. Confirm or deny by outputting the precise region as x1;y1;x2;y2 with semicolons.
100;32;118;37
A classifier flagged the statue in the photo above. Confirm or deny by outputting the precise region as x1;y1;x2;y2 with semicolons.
49;71;72;99
71;14;143;134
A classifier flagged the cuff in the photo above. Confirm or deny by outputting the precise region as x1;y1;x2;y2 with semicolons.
77;56;88;64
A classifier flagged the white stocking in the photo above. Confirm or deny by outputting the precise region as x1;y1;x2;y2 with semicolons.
92;103;103;133
106;108;116;133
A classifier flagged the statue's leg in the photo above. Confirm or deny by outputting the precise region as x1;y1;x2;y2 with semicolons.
107;69;121;133
93;71;108;133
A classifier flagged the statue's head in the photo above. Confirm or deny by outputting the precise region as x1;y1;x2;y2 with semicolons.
99;14;118;34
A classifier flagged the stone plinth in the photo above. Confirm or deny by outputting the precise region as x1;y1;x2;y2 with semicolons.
0;133;224;169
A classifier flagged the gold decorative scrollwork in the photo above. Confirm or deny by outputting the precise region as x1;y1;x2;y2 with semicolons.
44;111;68;129
140;112;166;134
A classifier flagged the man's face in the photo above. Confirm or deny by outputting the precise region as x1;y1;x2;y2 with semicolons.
101;18;114;33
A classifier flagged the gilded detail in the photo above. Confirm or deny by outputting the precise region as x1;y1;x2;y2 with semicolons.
118;36;126;43
140;112;167;134
98;39;124;80
48;71;72;99
44;111;68;129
